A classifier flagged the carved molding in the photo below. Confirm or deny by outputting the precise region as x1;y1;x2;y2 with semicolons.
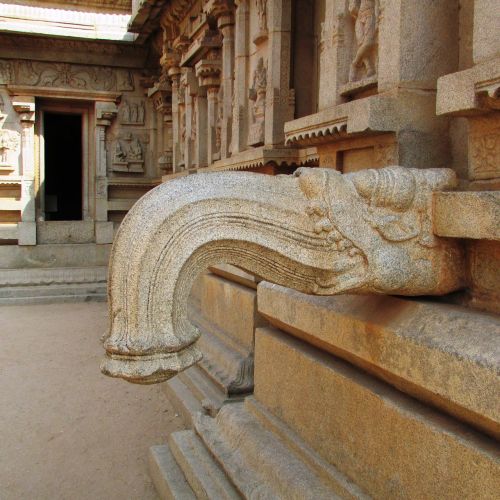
101;166;464;384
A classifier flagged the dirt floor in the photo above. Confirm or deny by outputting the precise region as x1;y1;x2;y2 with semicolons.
0;301;185;500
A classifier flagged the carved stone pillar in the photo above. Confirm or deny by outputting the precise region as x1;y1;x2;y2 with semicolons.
12;97;36;245
207;87;220;163
265;0;294;146
148;77;173;174
196;56;222;165
94;101;117;244
180;69;199;170
319;3;345;107
169;69;182;171
232;0;249;154
218;15;235;159
204;0;235;159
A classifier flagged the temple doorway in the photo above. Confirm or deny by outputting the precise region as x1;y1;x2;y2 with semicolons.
43;112;83;221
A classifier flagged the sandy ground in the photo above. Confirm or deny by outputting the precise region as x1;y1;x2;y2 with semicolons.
0;301;185;500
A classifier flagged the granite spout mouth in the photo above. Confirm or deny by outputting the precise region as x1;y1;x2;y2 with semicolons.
100;345;203;385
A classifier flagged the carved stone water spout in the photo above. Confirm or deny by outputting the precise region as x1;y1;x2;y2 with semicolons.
101;167;464;384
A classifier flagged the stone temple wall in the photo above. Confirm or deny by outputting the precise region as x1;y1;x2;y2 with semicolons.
116;0;500;498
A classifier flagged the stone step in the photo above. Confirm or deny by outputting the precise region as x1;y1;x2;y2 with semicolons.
194;403;355;500
0;283;107;304
168;430;240;500
0;266;107;304
162;372;206;427
149;445;196;500
0;266;107;286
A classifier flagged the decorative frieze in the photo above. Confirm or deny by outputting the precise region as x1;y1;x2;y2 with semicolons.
0;59;134;92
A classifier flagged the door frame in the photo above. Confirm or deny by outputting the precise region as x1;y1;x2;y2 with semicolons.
36;100;91;221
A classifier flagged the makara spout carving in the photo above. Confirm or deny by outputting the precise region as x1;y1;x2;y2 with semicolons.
101;167;464;384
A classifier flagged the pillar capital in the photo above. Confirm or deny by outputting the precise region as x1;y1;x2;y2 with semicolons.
195;57;222;90
204;0;235;23
12;96;35;123
95;101;118;127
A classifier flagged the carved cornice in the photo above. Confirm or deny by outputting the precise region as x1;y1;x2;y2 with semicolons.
95;101;119;126
285;116;348;146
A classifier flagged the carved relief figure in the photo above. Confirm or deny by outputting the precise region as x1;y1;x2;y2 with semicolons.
121;100;145;125
137;102;145;124
128;137;143;161
0;60;13;84
118;70;134;91
348;0;379;82
114;141;127;163
0;130;20;164
130;103;138;124
121;100;131;123
8;60;121;91
248;57;267;146
256;0;268;33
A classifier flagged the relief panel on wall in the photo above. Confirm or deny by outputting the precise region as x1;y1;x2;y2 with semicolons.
0;94;20;172
111;132;147;173
119;98;146;126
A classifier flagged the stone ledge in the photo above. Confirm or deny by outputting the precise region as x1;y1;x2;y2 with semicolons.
434;191;500;240
257;283;500;439
437;58;500;116
205;146;318;172
284;91;399;147
0;265;107;286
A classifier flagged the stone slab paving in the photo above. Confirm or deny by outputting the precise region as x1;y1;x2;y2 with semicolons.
0;302;185;500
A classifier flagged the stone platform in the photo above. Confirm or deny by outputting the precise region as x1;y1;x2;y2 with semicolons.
151;283;500;499
0;243;110;304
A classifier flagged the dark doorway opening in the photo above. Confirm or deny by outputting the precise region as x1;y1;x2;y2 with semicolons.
44;112;83;220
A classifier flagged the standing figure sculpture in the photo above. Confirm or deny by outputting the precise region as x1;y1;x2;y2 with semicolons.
256;0;267;33
114;141;127;163
248;57;267;145
348;0;379;82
